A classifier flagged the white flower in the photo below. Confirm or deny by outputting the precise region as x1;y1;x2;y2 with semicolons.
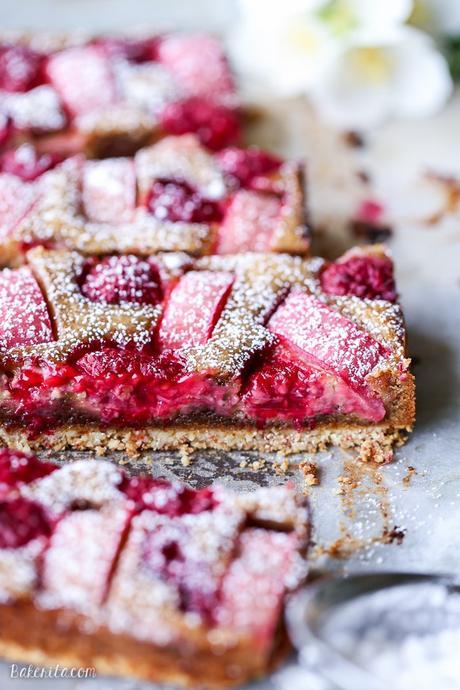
231;1;335;94
316;0;413;38
310;27;453;128
410;0;460;37
232;0;414;96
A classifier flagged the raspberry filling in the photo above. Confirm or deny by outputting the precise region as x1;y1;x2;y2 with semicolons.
120;475;217;516
159;97;240;151
94;37;160;63
216;147;282;189
72;348;237;424
0;145;62;181
141;531;220;620
321;255;397;302
0;497;53;548
0;45;43;92
81;255;162;306
1;263;390;431
0;448;57;493
243;346;384;424
146;178;223;224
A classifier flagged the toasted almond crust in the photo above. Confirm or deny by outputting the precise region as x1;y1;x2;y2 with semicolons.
0;599;290;689
0;417;413;462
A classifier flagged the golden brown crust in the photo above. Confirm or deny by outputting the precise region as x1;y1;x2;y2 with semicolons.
0;602;289;689
0;419;412;461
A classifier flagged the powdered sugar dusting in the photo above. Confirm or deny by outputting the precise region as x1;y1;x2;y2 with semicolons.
0;451;308;658
0;267;53;350
135;134;227;200
269;290;388;389
1;85;67;132
4;247;161;364
22;459;125;513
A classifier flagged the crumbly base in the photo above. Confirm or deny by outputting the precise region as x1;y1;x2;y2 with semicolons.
0;601;290;689
0;421;412;463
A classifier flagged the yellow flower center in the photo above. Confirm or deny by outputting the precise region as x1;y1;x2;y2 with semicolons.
287;23;320;55
348;47;393;83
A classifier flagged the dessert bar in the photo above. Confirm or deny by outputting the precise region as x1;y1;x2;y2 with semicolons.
0;31;239;158
0;449;309;687
0;134;308;265
0;244;415;460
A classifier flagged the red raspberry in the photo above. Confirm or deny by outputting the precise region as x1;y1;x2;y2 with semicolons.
0;449;57;492
216;146;282;188
0;497;53;548
0;113;12;147
81;255;162;305
120;475;217;516
94;37;159;63
356;199;384;223
159;97;240;151
0;145;62;181
321;255;397;302
146;178;223;223
0;45;42;92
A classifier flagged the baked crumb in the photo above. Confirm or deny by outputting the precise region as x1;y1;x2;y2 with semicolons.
402;465;417;487
298;460;319;487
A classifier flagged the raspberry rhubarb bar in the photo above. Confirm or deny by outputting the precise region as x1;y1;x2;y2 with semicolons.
0;134;308;265
0;31;239;157
0;448;309;687
0;244;414;459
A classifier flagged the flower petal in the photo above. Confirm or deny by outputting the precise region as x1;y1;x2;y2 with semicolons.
390;30;453;117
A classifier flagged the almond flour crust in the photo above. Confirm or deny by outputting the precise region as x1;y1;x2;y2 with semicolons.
0;419;412;462
0;603;291;689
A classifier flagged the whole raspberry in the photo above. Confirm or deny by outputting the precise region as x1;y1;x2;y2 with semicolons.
216;146;282;188
321;256;397;302
159;97;240;151
0;144;62;181
0;449;57;493
146;178;222;223
81;255;162;305
0;497;53;548
0;45;42;92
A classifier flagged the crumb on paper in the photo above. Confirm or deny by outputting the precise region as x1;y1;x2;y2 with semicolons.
273;457;289;476
298;460;319;487
402;465;417;487
383;525;406;545
179;446;193;467
358;439;393;464
343;130;365;148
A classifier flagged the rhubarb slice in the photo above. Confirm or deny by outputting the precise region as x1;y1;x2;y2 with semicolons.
45;46;116;117
243;345;385;422
158;270;233;349
157;34;234;100
0;174;38;240
216;190;281;254
269;291;388;390
216;529;301;649
42;505;130;609
0;267;53;349
82;159;136;224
